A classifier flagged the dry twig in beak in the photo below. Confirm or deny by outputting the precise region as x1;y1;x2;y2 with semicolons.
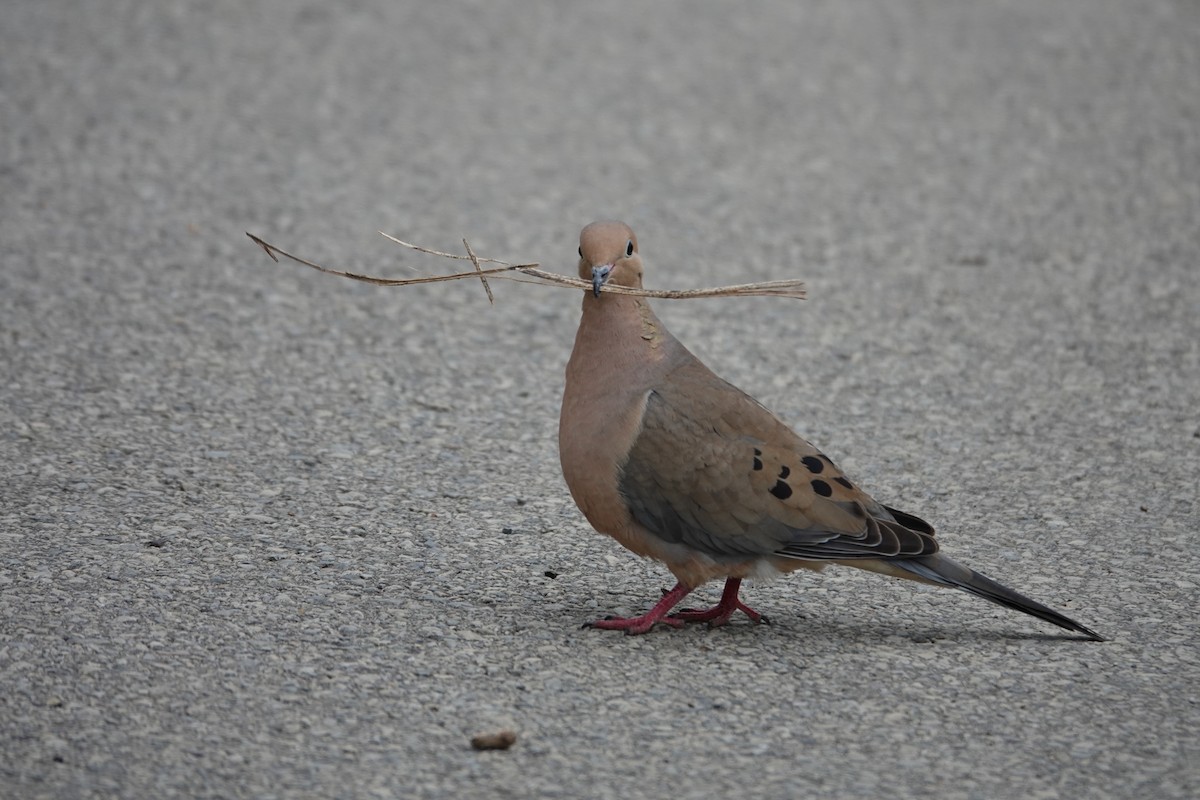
245;231;806;302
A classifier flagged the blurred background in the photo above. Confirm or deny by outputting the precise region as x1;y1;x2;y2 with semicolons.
2;2;1197;798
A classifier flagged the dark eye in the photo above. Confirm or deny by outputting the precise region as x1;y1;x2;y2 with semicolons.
625;240;634;257
578;246;583;258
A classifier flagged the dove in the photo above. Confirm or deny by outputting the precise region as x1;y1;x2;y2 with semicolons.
558;220;1103;640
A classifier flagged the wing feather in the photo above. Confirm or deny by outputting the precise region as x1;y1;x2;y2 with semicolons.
617;373;937;563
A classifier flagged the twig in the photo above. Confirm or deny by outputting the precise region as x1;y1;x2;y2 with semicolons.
512;267;808;300
462;238;494;305
377;231;515;265
245;231;806;301
246;233;533;288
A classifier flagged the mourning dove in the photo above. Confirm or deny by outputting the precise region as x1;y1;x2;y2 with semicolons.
559;220;1103;640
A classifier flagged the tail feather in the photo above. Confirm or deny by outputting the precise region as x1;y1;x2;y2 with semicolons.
895;554;1104;641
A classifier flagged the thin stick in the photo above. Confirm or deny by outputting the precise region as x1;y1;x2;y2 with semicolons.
514;267;807;300
462;238;494;305
245;232;806;301
246;233;533;288
378;232;517;266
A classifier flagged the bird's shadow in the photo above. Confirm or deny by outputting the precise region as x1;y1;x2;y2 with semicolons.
566;601;1102;646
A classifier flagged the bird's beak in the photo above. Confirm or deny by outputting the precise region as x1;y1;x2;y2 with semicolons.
591;264;613;298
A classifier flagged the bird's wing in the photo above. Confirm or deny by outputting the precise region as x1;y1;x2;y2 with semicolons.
617;371;937;562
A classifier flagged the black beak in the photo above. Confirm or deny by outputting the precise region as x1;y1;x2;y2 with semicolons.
591;264;613;298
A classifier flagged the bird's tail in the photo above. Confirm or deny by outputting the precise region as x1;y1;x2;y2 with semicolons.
894;554;1104;641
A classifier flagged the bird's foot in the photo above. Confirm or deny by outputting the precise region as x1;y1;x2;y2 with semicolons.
670;599;768;627
672;577;768;627
585;613;685;635
583;578;767;634
582;581;693;635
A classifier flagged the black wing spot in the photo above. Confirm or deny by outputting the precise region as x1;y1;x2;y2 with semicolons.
801;456;824;474
778;465;790;479
811;479;833;497
769;480;793;500
834;476;853;489
752;457;763;471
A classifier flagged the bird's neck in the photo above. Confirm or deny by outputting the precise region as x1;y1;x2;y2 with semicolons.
566;293;681;393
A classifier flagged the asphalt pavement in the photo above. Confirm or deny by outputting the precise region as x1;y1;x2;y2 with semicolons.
2;1;1198;798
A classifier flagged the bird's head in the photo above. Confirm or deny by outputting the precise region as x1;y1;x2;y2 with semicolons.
577;220;643;297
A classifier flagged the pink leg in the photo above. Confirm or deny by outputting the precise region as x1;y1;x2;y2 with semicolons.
585;578;769;635
585;582;694;635
670;578;768;627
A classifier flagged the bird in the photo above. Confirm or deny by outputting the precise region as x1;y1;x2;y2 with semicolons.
558;220;1103;640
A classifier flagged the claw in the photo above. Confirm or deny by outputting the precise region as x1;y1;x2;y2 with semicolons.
666;578;765;627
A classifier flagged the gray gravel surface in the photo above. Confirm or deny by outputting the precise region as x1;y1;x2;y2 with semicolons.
3;1;1198;798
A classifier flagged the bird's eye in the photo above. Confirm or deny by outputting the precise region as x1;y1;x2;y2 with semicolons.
578;246;583;258
625;240;634;257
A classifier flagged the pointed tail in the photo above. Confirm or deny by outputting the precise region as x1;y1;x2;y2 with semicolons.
895;554;1105;641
